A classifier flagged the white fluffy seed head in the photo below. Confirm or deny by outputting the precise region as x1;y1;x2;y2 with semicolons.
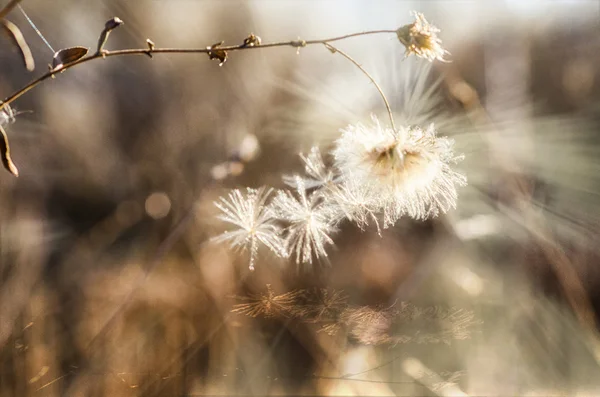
333;116;466;227
271;177;338;266
212;187;286;270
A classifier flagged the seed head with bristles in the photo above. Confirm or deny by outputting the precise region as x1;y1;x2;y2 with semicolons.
271;177;338;266
231;284;301;318
396;11;450;62
212;187;286;270
333;116;466;227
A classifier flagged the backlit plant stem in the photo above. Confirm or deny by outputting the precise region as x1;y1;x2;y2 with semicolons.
324;42;396;131
0;29;397;112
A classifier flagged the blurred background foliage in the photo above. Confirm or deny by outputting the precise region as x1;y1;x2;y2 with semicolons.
1;0;600;396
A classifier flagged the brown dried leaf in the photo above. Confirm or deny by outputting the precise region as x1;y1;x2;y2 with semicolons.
1;19;34;71
0;124;18;177
207;41;227;66
51;46;89;71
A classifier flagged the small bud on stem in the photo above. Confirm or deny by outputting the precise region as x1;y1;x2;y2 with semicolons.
96;17;124;55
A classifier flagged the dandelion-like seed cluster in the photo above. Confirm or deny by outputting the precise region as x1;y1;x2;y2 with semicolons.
213;116;465;269
212;187;286;270
334;117;467;227
271;177;339;265
212;11;464;270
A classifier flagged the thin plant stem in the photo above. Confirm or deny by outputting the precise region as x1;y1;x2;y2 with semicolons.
0;29;397;112
323;42;396;131
17;4;55;53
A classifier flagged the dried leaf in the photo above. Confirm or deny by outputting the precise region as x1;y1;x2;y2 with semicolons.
0;124;18;177
207;41;227;66
1;19;34;71
51;46;88;71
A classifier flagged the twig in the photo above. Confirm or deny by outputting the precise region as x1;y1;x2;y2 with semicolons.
0;29;397;112
323;42;396;131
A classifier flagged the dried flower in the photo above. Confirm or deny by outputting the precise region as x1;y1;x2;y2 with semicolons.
213;187;286;270
396;11;449;62
333;116;466;227
271;177;338;266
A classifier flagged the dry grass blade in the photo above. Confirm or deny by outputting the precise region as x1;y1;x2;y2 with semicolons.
1;19;34;71
0;124;18;176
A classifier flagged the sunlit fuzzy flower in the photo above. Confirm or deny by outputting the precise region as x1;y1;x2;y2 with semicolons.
213;187;286;270
271;177;338;266
333;116;466;227
283;146;337;190
396;11;449;62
